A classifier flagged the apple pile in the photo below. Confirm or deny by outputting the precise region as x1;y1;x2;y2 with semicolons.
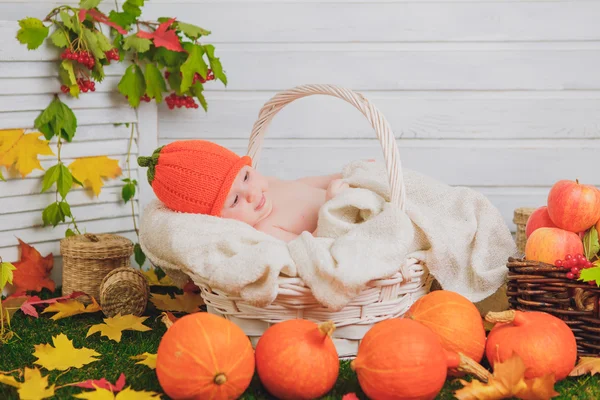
525;180;600;275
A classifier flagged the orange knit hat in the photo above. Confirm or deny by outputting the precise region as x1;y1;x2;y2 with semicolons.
137;140;252;216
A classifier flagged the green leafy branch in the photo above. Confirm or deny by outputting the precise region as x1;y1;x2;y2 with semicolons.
16;0;227;111
35;97;81;236
578;225;600;286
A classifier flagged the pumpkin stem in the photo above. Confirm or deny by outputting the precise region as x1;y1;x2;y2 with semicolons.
318;321;336;337
214;373;227;385
485;310;517;325
456;353;491;383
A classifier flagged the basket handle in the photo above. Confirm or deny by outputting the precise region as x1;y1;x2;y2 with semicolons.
247;84;406;209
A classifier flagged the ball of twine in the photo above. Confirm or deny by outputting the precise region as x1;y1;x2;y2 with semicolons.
100;267;149;318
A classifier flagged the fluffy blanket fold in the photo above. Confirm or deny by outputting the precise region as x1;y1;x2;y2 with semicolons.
139;160;517;311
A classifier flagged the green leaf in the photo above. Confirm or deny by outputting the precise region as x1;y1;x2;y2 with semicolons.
94;31;113;52
58;165;73;199
584;226;600;261
134;243;146;267
41;165;60;193
144;64;166;102
65;228;76;237
60;11;74;31
176;21;210;40
166;68;182;94
204;44;227;86
0;169;4;181
42;202;65;227
34;98;78;142
16;18;49;50
59;59;77;86
191;82;207;112
59;201;72;218
154;47;187;68
91;61;105;83
118;64;146;107
123;35;152;53
122;0;145;18
49;28;69;48
80;0;102;9
108;11;136;31
82;28;106;60
0;262;16;289
180;43;208;93
580;265;600;286
122;182;136;203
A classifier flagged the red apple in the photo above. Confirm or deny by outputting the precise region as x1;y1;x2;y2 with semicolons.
547;180;600;233
525;227;584;265
525;206;557;238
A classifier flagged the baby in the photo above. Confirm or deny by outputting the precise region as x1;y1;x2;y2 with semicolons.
138;139;350;242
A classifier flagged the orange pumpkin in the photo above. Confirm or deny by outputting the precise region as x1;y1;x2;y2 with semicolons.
156;313;255;400
486;310;577;381
351;318;490;400
255;319;339;400
405;290;486;363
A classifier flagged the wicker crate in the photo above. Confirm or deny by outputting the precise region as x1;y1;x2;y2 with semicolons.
506;256;600;357
61;233;133;301
513;207;535;254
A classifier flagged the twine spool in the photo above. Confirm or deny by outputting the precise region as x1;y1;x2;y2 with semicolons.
513;207;536;254
60;233;133;302
100;267;149;317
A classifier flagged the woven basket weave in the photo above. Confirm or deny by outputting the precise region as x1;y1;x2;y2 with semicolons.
197;84;432;357
507;256;600;357
61;233;133;301
100;267;149;317
513;207;535;254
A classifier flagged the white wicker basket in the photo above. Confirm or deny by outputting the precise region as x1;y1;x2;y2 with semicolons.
198;84;432;358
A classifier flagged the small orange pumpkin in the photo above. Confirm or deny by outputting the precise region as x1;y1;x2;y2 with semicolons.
255;319;339;400
485;310;577;381
351;318;490;400
156;313;255;400
405;290;486;363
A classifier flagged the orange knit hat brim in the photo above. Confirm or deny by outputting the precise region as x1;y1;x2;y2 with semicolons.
211;155;253;216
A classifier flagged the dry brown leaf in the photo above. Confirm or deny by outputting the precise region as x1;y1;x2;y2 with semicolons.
42;297;101;320
569;357;600;377
455;354;558;400
159;311;178;329
149;292;203;313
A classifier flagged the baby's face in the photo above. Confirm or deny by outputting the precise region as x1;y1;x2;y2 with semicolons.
220;166;272;226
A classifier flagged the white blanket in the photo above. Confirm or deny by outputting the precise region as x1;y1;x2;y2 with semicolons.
139;161;517;311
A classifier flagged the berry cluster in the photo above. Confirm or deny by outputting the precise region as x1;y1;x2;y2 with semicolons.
555;254;594;283
60;78;95;94
61;49;95;69
140;94;151;103
165;93;198;109
105;48;119;61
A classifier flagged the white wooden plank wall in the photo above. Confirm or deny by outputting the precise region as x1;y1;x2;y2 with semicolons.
0;14;146;285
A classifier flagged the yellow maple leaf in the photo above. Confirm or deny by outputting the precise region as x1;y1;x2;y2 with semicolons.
0;129;54;177
18;367;55;400
454;354;558;400
42;297;101;320
33;333;101;371
68;156;122;196
74;386;161;400
142;268;174;286
149;292;203;313
86;314;152;343
569;356;600;377
131;352;157;370
0;372;20;388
